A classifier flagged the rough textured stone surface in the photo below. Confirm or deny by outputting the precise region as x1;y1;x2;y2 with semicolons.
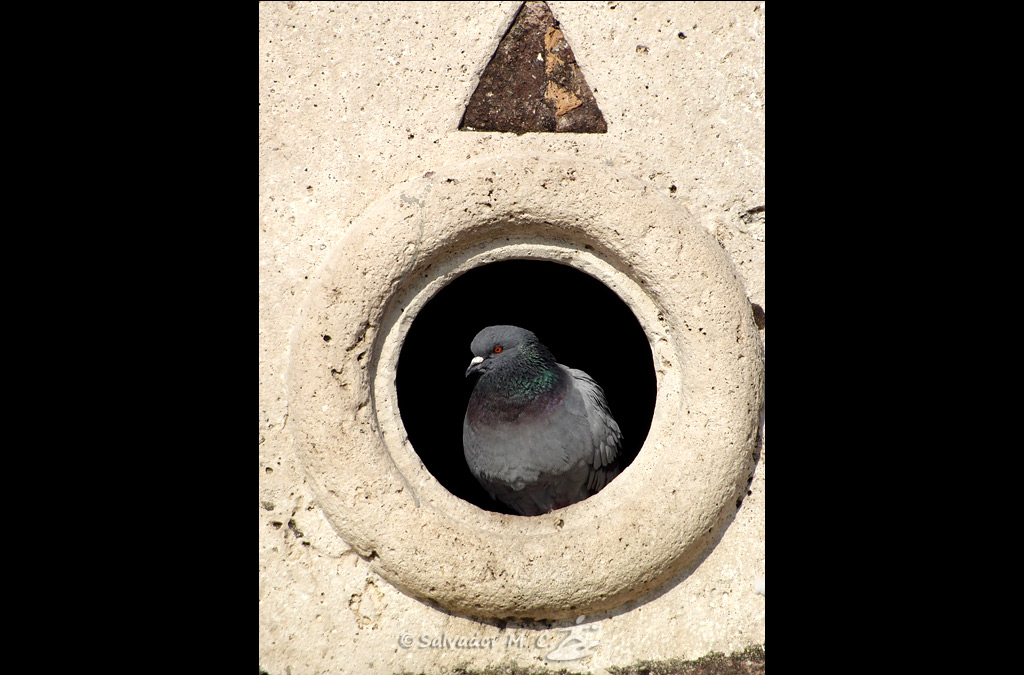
259;2;764;673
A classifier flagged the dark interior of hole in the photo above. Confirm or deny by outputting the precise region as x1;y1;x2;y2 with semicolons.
396;259;657;515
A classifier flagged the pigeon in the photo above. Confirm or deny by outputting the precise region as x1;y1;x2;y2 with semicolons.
463;325;622;516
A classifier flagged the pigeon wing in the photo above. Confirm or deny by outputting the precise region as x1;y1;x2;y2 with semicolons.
566;367;623;492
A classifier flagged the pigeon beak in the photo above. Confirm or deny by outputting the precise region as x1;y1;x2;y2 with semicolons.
465;355;484;377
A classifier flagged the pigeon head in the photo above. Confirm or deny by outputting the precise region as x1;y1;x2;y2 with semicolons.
465;325;546;378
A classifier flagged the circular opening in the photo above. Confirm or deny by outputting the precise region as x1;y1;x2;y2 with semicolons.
396;259;657;514
293;154;764;618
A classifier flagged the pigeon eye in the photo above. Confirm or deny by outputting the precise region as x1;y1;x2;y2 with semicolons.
493;345;503;354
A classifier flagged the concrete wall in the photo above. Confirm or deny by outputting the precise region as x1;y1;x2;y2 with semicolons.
259;2;764;673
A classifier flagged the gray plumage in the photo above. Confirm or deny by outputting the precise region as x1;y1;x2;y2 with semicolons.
463;325;622;516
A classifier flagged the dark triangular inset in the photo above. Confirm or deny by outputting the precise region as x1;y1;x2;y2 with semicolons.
460;1;607;135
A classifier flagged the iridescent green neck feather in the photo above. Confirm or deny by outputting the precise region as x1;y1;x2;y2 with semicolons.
468;341;567;423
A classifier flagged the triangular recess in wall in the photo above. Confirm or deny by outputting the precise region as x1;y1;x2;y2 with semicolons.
459;1;607;135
